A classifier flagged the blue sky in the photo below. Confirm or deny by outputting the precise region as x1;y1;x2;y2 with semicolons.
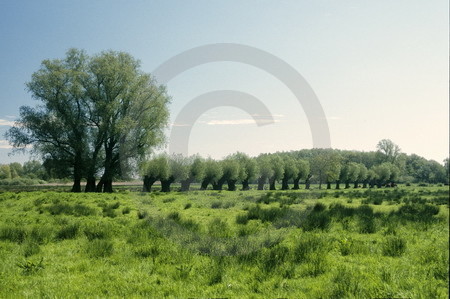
0;0;448;164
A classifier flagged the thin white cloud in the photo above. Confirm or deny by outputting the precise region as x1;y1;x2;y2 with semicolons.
0;140;12;149
0;119;15;126
171;122;192;127
200;118;280;126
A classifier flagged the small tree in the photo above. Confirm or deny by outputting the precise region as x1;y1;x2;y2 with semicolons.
141;155;169;192
280;155;298;190
232;152;258;190
293;159;310;189
200;159;223;190
256;154;274;190
160;154;189;192
180;155;206;191
265;154;284;190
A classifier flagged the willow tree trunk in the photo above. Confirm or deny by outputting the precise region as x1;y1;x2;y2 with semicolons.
281;178;289;190
326;181;331;189
161;178;174;192
201;179;209;190
335;180;340;190
71;153;83;193
180;179;191;191
242;179;250;190
269;180;276;190
292;178;300;190
257;177;265;190
143;175;157;192
227;180;237;191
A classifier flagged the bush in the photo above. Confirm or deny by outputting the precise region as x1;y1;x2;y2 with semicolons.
395;203;440;222
303;210;331;231
293;233;326;263
22;241;41;257
56;223;79;240
29;225;54;244
356;205;376;234
0;225;27;243
83;222;111;240
260;245;289;273
86;239;114;258
235;213;249;225
210;201;222;209
382;236;407;257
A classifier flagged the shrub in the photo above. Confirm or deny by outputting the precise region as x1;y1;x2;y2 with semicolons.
260;245;289;273
73;204;97;216
235;213;249;225
83;222;111;240
330;266;361;297
137;210;148;219
293;233;326;263
395;203;440;222
17;258;44;275
22;241;41;257
29;225;54;244
86;239;114;258
210;201;222;209
356;205;376;234
0;225;27;243
56;223;79;240
208;218;231;238
382;236;406;257
303;210;331;231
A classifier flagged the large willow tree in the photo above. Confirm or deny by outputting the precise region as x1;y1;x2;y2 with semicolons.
7;49;170;192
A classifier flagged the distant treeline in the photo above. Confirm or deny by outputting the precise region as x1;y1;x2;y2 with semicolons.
141;140;449;192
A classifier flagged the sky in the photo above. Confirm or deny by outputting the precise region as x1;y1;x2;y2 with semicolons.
0;0;448;164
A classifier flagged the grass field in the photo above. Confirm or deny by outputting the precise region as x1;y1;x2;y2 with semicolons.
0;185;448;298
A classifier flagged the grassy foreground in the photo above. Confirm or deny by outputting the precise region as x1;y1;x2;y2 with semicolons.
0;186;448;298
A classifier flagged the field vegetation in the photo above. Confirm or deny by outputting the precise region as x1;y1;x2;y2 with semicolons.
0;185;448;297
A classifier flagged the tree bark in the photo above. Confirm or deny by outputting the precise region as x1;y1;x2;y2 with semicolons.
85;177;96;192
345;181;350;189
143;175;156;192
71;152;83;193
227;180;237;191
292;178;300;190
354;181;359;188
257;177;265;190
281;178;289;190
212;182;223;191
180;179;191;192
335;180;340;190
242;179;250;190
201;179;209;190
161;178;173;192
269;180;276;190
326;181;331;189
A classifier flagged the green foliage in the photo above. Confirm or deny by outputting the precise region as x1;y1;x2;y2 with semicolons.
0;225;27;243
382;236;407;257
86;239;114;258
0;188;447;297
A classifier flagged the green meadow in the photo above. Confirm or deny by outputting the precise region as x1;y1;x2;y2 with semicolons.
0;186;448;298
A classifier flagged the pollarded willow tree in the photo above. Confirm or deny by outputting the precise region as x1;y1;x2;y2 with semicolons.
6;49;170;192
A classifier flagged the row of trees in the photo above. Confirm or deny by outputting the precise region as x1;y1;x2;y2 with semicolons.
6;49;170;192
0;161;46;180
141;140;449;192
